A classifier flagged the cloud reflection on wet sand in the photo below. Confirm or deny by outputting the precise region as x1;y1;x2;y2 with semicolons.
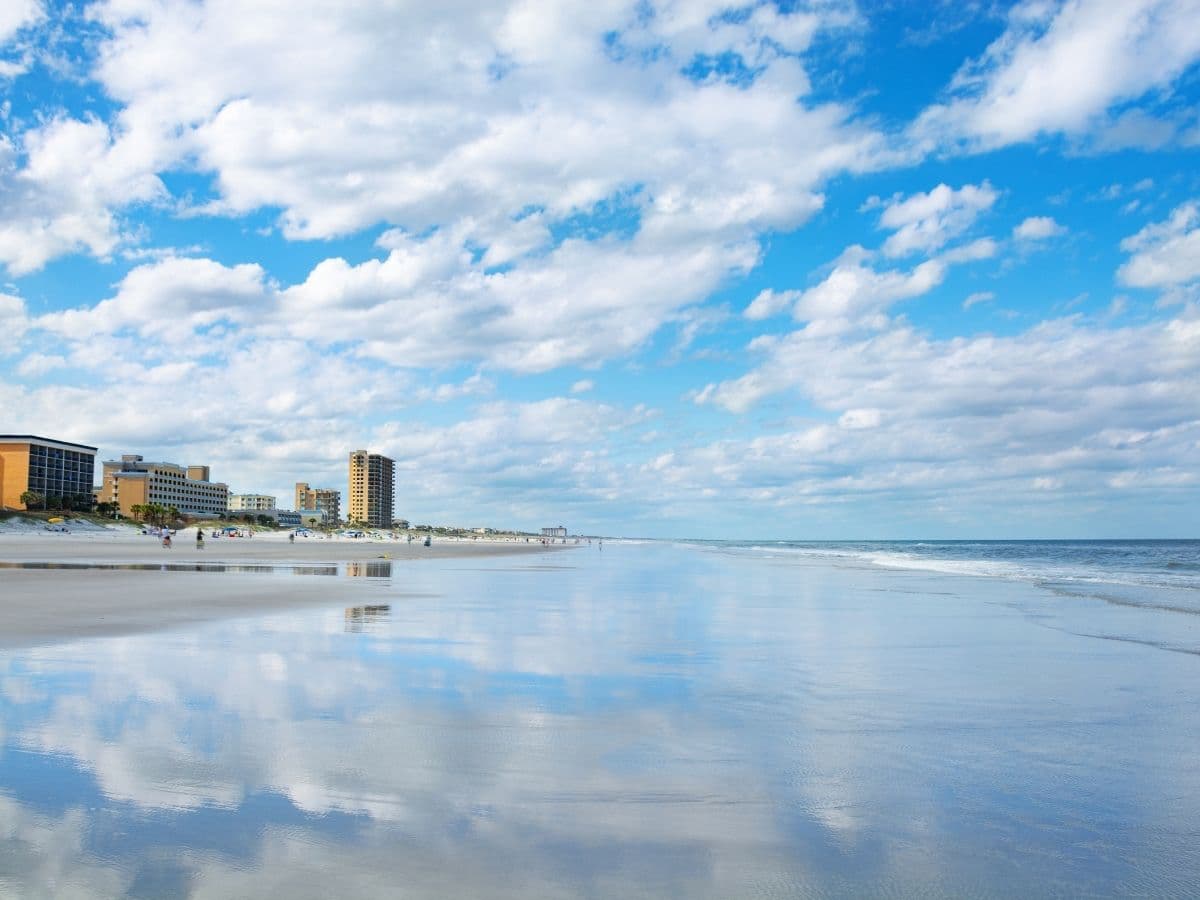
1;545;1199;897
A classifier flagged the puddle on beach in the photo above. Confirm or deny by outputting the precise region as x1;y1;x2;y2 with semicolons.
0;560;395;577
1;544;1198;897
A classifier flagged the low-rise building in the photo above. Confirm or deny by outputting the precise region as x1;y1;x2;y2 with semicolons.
0;435;97;510
276;510;302;528
295;482;341;524
541;526;568;538
270;509;328;528
99;454;229;519
296;508;327;526
229;494;276;511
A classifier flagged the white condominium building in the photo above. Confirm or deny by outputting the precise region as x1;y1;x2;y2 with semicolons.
229;494;277;511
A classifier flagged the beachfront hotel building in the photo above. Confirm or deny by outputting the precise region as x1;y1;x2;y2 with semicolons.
348;450;394;528
295;483;341;525
99;455;229;519
0;435;98;510
229;493;276;511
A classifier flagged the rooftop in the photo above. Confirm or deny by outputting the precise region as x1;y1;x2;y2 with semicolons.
0;435;98;452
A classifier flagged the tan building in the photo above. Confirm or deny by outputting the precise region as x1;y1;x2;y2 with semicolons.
229;493;276;511
99;454;229;518
295;482;341;525
348;450;394;527
0;435;97;510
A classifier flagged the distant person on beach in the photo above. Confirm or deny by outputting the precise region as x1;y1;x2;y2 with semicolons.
162;531;171;549
196;528;204;549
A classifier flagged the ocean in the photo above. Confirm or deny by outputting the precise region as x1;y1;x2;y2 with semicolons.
682;537;1200;589
1;539;1198;896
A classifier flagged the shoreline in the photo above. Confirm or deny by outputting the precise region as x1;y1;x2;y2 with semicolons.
0;527;570;561
0;530;570;650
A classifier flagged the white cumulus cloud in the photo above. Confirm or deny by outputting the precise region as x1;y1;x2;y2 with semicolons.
0;0;40;45
1118;201;1200;289
914;0;1200;150
0;119;165;275
690;310;1200;520
0;0;898;372
878;182;998;257
1013;216;1067;240
37;256;271;345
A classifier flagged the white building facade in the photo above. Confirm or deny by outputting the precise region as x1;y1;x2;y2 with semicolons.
229;494;277;511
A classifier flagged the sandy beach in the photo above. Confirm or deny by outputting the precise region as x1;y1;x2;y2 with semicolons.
1;539;1197;896
0;526;566;649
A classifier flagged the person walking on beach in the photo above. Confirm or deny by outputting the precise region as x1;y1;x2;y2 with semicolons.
162;531;172;549
196;528;204;550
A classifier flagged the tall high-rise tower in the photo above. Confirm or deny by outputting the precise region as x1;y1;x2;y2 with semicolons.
347;450;394;527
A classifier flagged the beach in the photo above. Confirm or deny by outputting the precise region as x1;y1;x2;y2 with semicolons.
1;538;1198;897
0;526;564;648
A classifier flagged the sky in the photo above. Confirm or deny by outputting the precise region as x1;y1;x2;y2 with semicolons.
1;0;1198;539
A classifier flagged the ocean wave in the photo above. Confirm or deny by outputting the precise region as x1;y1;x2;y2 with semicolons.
681;539;1200;593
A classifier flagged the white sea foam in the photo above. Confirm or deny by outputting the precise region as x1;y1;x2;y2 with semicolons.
682;539;1200;593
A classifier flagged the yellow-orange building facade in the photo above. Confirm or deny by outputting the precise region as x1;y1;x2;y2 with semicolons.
347;450;394;527
98;455;229;518
0;435;98;510
295;482;341;524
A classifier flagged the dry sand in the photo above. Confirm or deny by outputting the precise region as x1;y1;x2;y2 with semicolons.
0;529;567;649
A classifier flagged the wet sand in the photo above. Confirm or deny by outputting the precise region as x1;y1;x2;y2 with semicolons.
3;541;1197;896
0;531;566;649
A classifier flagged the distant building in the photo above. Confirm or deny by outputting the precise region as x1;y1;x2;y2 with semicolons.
296;508;326;526
98;454;228;519
229;493;276;511
0;435;97;510
348;450;394;528
276;510;302;528
541;526;568;538
295;482;341;525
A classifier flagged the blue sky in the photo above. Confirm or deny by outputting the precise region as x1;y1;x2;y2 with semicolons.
2;0;1199;538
